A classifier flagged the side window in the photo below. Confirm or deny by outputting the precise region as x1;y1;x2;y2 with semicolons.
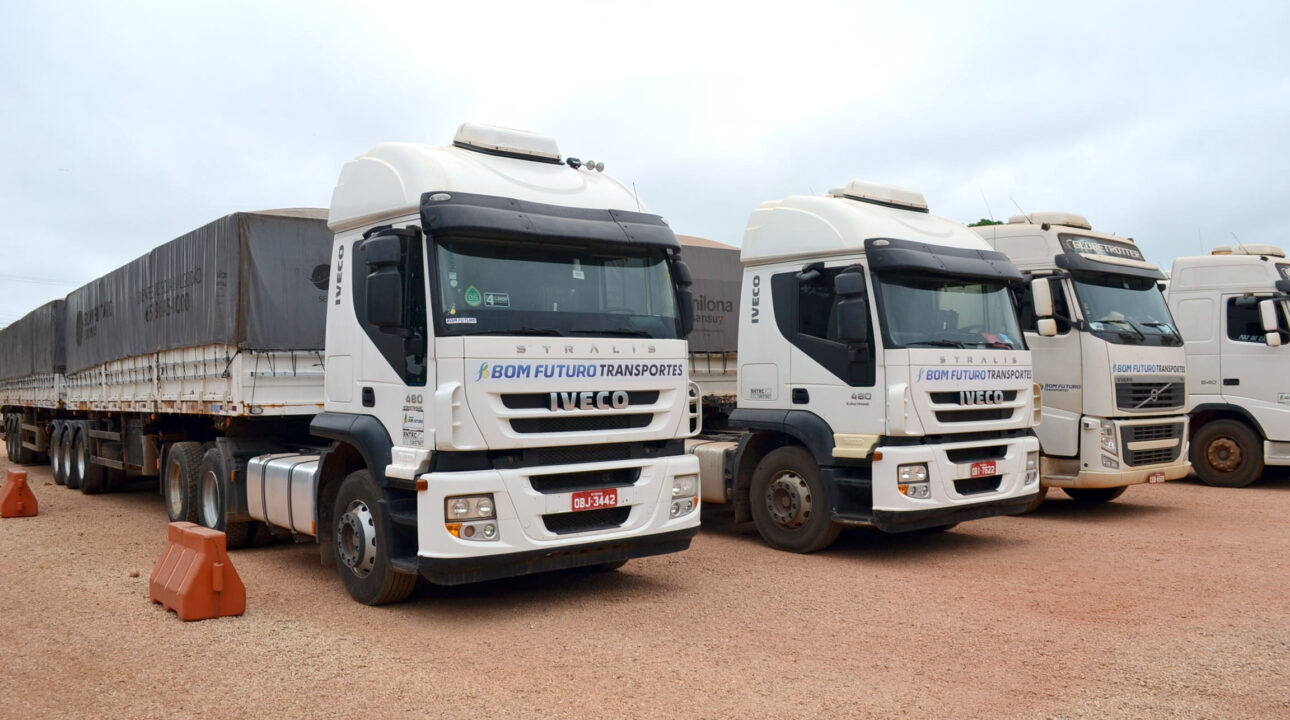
1226;298;1289;344
352;227;428;386
1014;277;1071;334
798;267;840;340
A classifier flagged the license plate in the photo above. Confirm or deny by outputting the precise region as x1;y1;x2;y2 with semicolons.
969;461;997;478
571;488;618;511
1148;472;1166;483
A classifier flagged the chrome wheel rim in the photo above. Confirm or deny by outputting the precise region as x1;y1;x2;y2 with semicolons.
165;460;184;519
75;436;87;478
201;468;220;528
337;500;377;578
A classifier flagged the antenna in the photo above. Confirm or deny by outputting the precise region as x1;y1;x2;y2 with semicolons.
1197;229;1202;254
631;182;641;213
1009;196;1031;223
1231;231;1241;244
980;190;996;222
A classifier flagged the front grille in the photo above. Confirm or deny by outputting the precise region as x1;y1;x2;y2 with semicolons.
542;506;631;535
1123;423;1183;443
955;475;1002;495
1125;447;1180;466
510;414;653;434
1115;381;1185;411
501;390;660;410
526;444;633;466
529;467;641;494
934;409;1013;423
929;390;1019;404
946;445;1007;463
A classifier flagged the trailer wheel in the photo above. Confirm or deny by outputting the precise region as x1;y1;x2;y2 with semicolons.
1062;486;1128;503
749;446;842;553
163;441;203;522
63;426;83;490
196;448;254;549
50;422;67;486
75;430;106;494
12;416;36;465
333;470;416;605
1192;419;1263;488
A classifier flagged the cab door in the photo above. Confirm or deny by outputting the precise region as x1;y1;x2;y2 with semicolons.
1020;277;1082;456
1219;294;1288;416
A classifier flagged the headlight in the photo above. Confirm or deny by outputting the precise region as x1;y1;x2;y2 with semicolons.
445;494;495;521
1099;419;1117;454
672;474;699;498
898;463;931;498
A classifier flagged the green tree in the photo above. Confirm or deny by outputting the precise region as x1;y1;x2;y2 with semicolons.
967;218;1003;227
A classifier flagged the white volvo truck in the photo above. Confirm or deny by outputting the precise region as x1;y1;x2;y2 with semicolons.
974;213;1191;508
0;123;703;605
689;181;1042;552
1166;244;1290;487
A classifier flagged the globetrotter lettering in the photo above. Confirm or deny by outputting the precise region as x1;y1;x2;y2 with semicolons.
919;367;1033;382
474;362;686;382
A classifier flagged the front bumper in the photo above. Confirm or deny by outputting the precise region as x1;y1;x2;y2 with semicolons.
872;491;1040;532
869;434;1041;520
414;453;701;577
1058;415;1190;488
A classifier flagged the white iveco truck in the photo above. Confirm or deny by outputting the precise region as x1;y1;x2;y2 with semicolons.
1167;244;1290;487
0;123;702;605
689;181;1042;552
974;214;1191;508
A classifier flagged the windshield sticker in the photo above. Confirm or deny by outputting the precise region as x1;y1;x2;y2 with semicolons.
572;258;585;280
464;285;482;307
1279;393;1290;405
484;292;510;308
448;271;458;288
445;316;477;325
1060;235;1145;261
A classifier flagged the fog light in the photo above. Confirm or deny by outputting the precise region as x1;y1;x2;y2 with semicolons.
481;523;497;539
1099;419;1117;454
451;519;500;542
670;498;696;517
1025;451;1040;485
1102;455;1120;469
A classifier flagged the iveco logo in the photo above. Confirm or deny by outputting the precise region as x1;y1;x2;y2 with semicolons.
550;391;630;411
959;390;1005;406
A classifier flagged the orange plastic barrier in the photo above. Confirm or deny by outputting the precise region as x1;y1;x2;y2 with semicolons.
1;469;37;518
149;522;246;621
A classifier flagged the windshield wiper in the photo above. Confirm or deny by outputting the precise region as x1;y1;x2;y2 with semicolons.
568;328;653;337
468;327;564;336
905;340;967;348
1141;321;1177;334
1093;317;1145;341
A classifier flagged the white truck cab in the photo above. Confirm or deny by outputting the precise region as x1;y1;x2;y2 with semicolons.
975;213;1191;507
692;181;1042;552
1167;244;1290;486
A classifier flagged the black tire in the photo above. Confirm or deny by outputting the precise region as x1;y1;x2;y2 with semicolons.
163;441;202;523
749;445;841;553
3;417;13;460
583;560;629;572
64;425;83;490
12;416;36;465
1062;486;1128;503
50;422;67;486
1019;484;1048;514
75;429;106;494
911;523;960;534
196;448;254;549
333;470;416;605
1192;419;1263;488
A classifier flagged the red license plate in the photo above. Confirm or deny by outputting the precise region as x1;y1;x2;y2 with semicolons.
1148;472;1166;483
969;461;997;478
571;488;618;511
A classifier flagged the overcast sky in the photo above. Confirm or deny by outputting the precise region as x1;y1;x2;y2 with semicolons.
2;0;1287;327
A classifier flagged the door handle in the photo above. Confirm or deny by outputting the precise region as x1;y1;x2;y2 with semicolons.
791;388;810;404
362;386;375;406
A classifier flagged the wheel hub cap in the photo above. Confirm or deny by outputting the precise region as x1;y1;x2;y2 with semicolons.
765;471;813;530
1207;437;1242;473
337;500;377;578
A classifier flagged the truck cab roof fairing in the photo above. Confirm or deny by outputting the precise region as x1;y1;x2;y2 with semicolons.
419;192;680;250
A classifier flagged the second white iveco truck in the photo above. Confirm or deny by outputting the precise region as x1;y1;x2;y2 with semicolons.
690;181;1042;552
975;213;1190;508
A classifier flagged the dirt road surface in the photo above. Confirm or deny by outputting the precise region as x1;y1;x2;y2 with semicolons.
1;455;1286;719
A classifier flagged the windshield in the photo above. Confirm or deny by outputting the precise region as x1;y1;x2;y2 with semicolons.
1070;272;1181;346
875;274;1024;349
433;236;680;338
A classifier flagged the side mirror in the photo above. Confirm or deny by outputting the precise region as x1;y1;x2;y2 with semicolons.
1277;279;1290;294
1036;318;1058;337
1259;299;1282;347
1031;277;1054;318
835;298;869;345
677;289;695;337
834;269;867;298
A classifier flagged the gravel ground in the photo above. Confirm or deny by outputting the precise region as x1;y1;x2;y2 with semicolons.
1;454;1287;719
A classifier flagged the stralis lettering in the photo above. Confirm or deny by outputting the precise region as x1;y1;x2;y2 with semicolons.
549;390;630;411
475;361;685;382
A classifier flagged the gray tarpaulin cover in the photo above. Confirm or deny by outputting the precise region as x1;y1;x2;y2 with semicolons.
679;235;741;353
63;209;332;374
0;300;64;380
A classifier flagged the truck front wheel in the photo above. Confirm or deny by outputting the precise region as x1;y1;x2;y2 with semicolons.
333;470;416;605
1192;419;1263;488
750;446;841;553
